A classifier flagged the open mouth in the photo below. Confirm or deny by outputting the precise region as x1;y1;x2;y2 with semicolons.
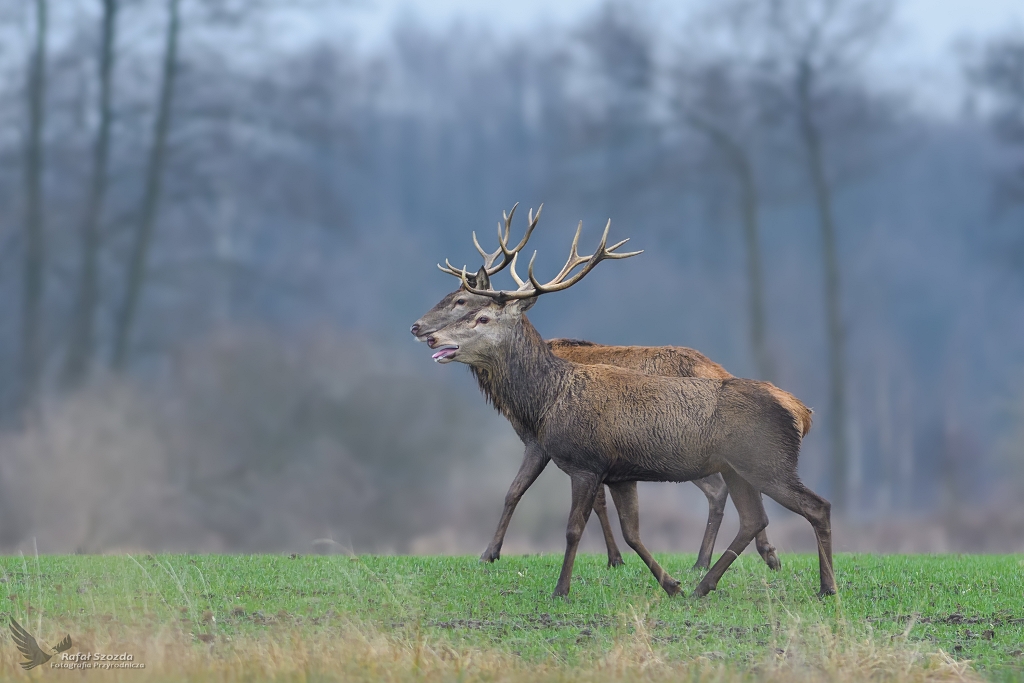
431;345;459;362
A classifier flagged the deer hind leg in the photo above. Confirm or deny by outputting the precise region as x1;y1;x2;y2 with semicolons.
553;472;602;597
607;481;681;596
694;467;768;597
690;474;728;571
482;441;550;563
757;478;835;597
593;486;624;567
754;501;782;570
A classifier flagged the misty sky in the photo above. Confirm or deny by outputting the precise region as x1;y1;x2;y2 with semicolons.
350;0;1023;45
334;0;1024;115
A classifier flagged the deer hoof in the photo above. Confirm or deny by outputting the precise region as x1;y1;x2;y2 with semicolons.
552;586;570;598
693;580;714;598
662;578;682;596
817;586;837;598
691;560;710;572
480;547;501;563
607;554;624;568
765;550;782;571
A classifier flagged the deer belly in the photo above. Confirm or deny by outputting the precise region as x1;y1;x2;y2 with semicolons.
542;402;716;481
604;453;712;484
601;422;714;483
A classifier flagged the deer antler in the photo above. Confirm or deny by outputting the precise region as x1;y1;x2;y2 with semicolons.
456;218;642;301
437;203;543;280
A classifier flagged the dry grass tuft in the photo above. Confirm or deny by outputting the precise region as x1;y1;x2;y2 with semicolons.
0;616;984;682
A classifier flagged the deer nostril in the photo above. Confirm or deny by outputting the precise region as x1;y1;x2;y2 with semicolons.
410;323;420;336
426;336;436;348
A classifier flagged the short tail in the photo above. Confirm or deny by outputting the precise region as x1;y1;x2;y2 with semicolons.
764;384;813;438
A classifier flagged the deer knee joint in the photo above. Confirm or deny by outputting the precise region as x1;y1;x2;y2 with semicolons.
712;484;728;507
619;524;642;548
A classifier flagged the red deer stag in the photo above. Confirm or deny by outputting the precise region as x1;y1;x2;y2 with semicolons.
418;218;834;598
412;204;799;572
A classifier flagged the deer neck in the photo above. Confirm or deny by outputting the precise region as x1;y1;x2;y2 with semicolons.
470;315;568;436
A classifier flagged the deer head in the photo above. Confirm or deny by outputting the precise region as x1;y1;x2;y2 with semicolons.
422;213;641;364
411;203;542;341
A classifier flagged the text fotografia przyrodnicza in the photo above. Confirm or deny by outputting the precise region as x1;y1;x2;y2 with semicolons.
51;652;145;670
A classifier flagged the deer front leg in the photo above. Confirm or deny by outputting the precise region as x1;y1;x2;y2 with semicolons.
552;472;601;597
481;441;550;562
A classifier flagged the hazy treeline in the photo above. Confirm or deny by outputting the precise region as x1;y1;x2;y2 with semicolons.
0;0;1022;553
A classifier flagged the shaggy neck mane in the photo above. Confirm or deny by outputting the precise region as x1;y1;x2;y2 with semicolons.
469;315;569;435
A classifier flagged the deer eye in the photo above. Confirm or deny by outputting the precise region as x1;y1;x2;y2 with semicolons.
456;299;466;306
477;316;489;324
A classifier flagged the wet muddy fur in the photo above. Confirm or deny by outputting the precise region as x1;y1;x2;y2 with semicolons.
441;308;835;599
414;289;786;573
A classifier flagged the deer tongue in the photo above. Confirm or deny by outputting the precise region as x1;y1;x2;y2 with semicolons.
431;345;459;361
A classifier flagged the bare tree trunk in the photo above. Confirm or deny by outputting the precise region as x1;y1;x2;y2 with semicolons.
874;358;893;512
63;0;118;387
111;0;179;370
21;0;48;409
687;114;775;381
796;60;848;513
735;148;774;382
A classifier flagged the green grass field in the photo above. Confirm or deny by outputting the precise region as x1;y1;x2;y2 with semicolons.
0;552;1021;681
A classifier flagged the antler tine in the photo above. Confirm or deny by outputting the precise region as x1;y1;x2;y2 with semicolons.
525;218;642;295
596;217;611;252
524;246;597;295
604;237;644;259
526;220;603;293
472;231;503;270
442;209;638;300
498;202;518;249
498;204;542;257
509;252;528;289
438;258;467;277
439;202;543;282
456;264;524;301
549;221;587;284
526;250;545;292
600;219;643;259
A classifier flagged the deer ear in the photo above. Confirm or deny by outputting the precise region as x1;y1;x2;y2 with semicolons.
474;266;490;290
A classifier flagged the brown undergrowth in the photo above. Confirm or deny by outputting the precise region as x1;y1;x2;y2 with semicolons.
0;613;982;682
